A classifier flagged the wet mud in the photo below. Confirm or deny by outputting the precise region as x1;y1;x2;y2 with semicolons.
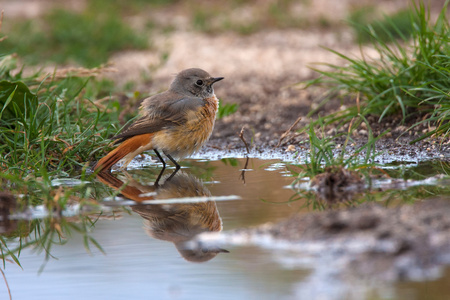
214;197;450;281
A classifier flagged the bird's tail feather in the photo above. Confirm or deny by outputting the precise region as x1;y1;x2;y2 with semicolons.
96;171;155;202
94;133;154;172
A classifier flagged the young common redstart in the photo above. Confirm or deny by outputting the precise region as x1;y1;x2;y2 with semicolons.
94;68;224;172
96;170;228;262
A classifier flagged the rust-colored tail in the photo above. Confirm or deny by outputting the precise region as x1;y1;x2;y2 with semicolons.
96;171;155;202
94;133;154;172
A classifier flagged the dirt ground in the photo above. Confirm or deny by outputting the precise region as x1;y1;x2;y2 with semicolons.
101;1;449;159
2;0;448;158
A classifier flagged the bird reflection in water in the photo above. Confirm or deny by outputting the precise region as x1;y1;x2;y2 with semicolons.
96;170;229;262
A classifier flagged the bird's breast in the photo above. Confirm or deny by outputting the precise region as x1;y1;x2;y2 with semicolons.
152;95;219;158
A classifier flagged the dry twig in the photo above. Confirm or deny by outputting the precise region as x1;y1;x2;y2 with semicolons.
239;156;250;184
238;126;250;184
239;126;250;154
276;116;302;147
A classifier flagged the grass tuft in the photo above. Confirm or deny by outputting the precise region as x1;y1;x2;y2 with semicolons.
297;115;385;179
305;0;450;142
0;58;120;176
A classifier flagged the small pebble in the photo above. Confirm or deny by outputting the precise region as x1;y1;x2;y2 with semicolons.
285;145;296;152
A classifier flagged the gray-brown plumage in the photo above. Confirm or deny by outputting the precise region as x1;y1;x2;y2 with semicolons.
96;170;228;262
94;68;224;172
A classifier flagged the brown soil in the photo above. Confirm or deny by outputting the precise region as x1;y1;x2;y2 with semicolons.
100;2;449;160
106;30;450;161
2;0;448;159
228;198;450;280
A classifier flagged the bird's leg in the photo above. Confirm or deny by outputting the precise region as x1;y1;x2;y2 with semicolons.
165;168;180;182
154;168;165;187
153;149;166;168
165;153;181;170
153;150;180;185
153;149;166;186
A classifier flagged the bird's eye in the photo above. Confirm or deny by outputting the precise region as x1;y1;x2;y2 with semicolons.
196;80;203;86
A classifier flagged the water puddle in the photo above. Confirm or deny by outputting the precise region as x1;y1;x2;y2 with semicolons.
1;156;450;299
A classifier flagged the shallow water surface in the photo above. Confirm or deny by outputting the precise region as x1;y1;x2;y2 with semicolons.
1;157;450;300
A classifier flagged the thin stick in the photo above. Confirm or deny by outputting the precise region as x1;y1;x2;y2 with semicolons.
239;156;249;184
276;116;302;147
238;127;250;184
0;268;12;300
239;126;250;154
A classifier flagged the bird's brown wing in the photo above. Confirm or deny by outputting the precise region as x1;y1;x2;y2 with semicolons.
112;91;204;143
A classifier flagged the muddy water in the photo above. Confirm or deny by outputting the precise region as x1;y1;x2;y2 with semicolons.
1;157;450;300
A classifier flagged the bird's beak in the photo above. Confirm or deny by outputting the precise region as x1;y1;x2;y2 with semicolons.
210;77;224;84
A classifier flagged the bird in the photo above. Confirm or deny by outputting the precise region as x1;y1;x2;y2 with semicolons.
96;170;229;262
94;68;224;172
